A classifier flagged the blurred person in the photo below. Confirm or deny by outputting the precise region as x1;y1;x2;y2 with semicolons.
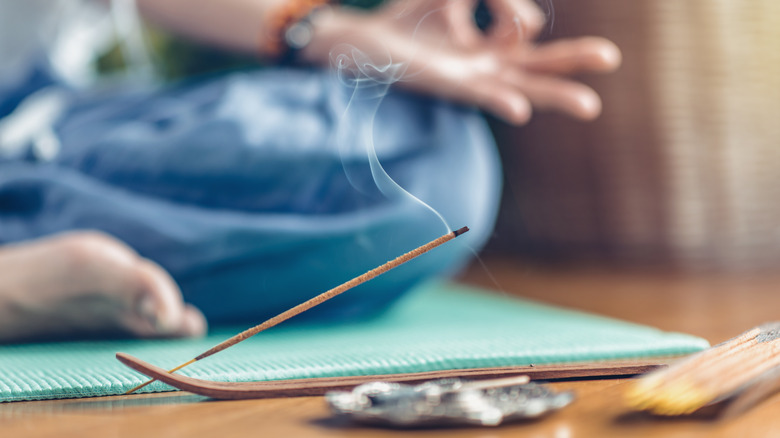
0;0;620;342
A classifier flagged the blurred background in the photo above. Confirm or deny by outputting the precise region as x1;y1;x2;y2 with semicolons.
487;0;780;271
110;0;780;272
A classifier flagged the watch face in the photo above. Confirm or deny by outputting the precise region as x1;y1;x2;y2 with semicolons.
285;5;331;51
285;22;314;50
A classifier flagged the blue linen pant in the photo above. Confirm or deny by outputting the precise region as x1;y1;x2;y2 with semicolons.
0;67;502;323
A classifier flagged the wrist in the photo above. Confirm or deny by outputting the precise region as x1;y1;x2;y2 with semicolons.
296;6;370;66
261;0;332;60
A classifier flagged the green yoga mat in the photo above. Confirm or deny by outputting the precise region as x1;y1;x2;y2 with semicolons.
0;283;708;402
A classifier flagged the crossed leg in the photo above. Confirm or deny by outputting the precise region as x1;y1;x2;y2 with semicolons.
0;231;206;342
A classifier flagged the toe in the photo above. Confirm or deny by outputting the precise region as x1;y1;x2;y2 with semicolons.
178;305;208;338
126;260;207;339
125;260;188;337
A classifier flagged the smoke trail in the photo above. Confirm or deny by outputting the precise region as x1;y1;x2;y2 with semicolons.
539;0;555;35
329;0;550;236
328;0;485;235
327;1;526;294
331;44;453;232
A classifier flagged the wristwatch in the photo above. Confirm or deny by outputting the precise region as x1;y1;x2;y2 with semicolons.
282;5;332;63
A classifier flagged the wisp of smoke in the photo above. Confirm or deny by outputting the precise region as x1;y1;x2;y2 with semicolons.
327;0;542;294
331;44;453;232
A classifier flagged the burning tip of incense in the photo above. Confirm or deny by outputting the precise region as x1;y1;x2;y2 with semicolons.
453;226;469;237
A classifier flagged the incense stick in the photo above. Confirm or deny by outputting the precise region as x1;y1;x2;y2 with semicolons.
626;322;780;415
125;226;469;395
457;375;531;391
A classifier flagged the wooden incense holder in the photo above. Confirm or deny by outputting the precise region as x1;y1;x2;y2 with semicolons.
122;227;470;394
117;352;665;400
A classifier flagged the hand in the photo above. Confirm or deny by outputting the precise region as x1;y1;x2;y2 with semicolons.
302;0;621;124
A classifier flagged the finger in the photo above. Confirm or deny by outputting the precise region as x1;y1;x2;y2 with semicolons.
519;37;622;75
441;0;483;48
467;79;533;125
401;63;533;124
506;71;603;120
486;0;546;42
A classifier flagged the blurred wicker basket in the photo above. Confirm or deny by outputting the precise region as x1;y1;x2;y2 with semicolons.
491;0;780;269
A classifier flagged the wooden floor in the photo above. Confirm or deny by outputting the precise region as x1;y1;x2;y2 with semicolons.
4;256;780;437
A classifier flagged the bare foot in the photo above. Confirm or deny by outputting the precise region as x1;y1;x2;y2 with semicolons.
0;231;207;343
